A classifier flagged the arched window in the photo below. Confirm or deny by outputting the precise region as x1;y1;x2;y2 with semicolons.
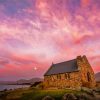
87;72;91;81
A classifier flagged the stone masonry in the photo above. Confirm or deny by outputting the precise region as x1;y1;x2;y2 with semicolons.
43;55;96;89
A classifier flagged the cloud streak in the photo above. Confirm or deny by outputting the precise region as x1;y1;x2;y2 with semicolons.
0;0;100;81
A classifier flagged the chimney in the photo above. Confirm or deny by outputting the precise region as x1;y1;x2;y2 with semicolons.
77;55;82;61
82;55;88;62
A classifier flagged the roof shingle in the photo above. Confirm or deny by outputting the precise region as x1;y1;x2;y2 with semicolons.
44;59;78;76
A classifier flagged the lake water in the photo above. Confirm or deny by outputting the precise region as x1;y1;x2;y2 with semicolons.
0;85;30;91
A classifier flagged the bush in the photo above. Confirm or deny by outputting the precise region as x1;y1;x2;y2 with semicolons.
37;82;44;89
30;81;42;87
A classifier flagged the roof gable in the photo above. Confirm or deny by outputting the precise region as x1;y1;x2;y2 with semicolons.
44;59;79;76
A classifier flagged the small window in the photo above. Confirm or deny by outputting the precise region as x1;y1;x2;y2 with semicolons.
65;74;67;79
65;73;70;79
87;72;91;81
68;73;70;79
57;74;61;79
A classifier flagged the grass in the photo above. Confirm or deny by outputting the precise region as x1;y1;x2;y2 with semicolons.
19;89;82;100
0;88;83;100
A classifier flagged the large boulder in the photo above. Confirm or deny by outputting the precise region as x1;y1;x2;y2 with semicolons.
93;87;100;93
62;93;77;100
42;96;55;100
81;87;92;92
75;93;94;100
81;87;95;96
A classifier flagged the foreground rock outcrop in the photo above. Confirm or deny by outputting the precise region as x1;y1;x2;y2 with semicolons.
42;89;100;100
42;96;55;100
62;93;77;100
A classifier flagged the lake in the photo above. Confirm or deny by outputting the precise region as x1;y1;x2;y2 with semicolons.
0;84;30;91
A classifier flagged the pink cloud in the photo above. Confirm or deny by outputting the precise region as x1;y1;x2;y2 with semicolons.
81;0;90;7
0;0;100;80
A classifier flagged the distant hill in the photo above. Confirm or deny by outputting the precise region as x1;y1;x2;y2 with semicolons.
0;78;43;85
17;78;43;84
0;81;16;85
95;72;100;82
0;73;100;85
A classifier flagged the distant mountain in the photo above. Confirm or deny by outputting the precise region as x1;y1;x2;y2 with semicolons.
16;79;28;84
0;78;43;85
17;78;43;84
95;72;100;82
0;81;16;85
28;78;43;83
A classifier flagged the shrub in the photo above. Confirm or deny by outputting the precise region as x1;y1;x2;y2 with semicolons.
30;81;42;87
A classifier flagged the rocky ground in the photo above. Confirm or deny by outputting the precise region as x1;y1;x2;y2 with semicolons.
0;87;100;100
42;88;100;100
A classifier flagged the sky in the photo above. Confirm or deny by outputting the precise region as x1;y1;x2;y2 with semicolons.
0;0;100;81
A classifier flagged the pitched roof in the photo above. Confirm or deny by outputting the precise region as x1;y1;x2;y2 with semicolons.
44;59;79;76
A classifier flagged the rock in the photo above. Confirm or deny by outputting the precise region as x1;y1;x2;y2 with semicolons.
76;93;94;100
93;88;100;93
62;93;77;100
42;96;55;100
3;89;7;92
81;87;95;96
81;87;91;92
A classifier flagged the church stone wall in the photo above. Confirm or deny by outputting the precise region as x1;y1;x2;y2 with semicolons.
77;55;96;88
44;55;96;89
44;71;82;89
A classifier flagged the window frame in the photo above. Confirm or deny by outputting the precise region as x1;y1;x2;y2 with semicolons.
65;73;70;79
87;72;91;81
57;74;61;79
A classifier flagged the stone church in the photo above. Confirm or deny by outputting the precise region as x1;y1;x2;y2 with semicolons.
43;55;96;89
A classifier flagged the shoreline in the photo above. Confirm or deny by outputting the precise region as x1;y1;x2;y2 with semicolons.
0;84;31;85
0;87;100;100
0;84;30;92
